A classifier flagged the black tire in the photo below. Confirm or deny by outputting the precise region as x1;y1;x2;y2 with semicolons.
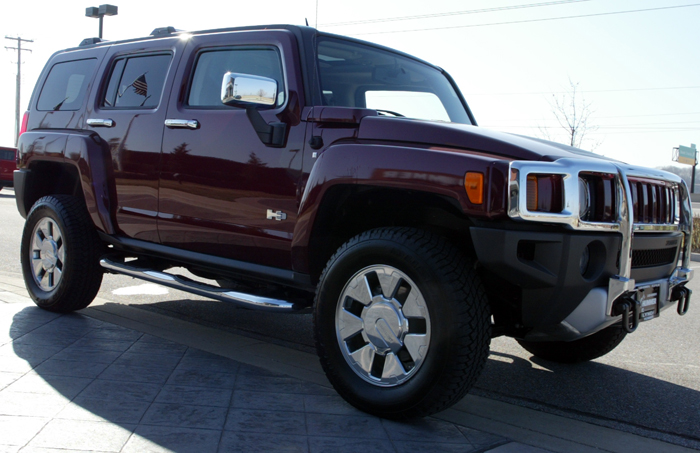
517;324;627;364
20;195;104;312
314;227;491;419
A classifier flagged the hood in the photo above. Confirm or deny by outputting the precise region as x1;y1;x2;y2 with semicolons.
357;117;617;163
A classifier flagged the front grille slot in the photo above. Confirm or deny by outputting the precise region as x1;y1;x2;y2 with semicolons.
629;178;676;225
631;247;677;268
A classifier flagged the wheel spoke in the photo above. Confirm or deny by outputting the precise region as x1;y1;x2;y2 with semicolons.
53;266;62;286
52;222;62;244
402;288;426;318
349;344;374;374
37;268;47;286
382;352;406;380
404;334;429;363
32;257;44;278
40;221;51;241
33;230;44;251
57;242;65;265
346;275;373;305
338;309;363;340
376;269;401;299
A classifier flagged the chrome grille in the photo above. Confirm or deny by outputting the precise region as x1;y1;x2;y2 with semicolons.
629;178;677;225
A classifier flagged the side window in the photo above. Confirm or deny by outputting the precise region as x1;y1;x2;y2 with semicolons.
188;48;285;107
102;54;171;109
37;59;96;111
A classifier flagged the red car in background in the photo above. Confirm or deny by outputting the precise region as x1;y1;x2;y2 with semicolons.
0;146;17;192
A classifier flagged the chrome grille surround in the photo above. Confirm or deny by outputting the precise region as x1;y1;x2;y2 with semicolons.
507;158;693;315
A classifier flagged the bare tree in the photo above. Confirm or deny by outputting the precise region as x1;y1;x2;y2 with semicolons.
539;78;601;151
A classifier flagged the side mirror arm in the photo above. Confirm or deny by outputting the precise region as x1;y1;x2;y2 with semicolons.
245;106;287;148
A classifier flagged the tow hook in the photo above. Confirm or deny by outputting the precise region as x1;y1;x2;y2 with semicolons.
672;286;691;316
613;297;641;333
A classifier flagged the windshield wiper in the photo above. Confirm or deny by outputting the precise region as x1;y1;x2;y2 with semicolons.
375;109;405;118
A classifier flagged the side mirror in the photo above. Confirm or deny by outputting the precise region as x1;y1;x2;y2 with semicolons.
221;72;277;108
220;72;286;147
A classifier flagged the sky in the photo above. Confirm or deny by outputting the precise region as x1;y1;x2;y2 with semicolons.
1;0;698;169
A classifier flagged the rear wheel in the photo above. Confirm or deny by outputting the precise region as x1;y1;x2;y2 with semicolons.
20;195;103;312
314;227;491;418
517;324;627;363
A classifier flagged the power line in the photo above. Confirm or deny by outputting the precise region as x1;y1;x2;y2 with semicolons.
466;85;700;96
5;36;32;147
480;112;700;122
488;120;700;127
322;0;591;27
353;3;700;36
596;111;700;119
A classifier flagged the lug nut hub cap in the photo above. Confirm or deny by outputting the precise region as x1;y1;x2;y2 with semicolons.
335;265;431;387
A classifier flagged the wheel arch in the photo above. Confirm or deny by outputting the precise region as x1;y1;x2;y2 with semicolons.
17;130;117;234
303;184;477;284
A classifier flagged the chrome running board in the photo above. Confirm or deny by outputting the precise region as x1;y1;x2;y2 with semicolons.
100;258;307;313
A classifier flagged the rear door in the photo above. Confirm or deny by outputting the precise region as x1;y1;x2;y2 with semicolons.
158;30;306;269
86;38;186;242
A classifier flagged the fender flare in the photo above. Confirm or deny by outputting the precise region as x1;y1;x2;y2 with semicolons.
290;142;502;272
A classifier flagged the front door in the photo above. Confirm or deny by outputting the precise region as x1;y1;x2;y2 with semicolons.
159;31;306;269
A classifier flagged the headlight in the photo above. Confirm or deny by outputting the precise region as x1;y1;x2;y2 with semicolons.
526;174;563;213
578;177;590;219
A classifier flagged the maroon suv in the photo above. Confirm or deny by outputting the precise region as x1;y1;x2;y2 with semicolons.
0;146;17;191
13;24;693;418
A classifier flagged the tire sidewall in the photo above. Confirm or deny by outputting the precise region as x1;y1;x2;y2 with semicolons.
21;198;77;309
315;233;470;415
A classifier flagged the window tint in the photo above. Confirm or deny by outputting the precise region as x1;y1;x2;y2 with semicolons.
37;59;96;111
103;54;171;109
0;149;15;161
188;49;285;107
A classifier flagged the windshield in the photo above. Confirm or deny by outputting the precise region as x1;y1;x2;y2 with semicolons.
316;38;471;124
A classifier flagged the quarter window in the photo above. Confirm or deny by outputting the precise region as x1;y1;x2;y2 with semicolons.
188;48;285;107
102;54;171;109
37;59;96;111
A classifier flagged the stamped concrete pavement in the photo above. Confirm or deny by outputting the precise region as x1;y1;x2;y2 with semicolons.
0;273;696;453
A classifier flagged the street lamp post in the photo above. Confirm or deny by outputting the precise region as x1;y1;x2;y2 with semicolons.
85;4;118;39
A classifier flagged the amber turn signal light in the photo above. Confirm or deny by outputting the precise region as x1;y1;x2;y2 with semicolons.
464;172;484;204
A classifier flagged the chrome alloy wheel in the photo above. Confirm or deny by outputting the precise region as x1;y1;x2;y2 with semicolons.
335;265;431;387
29;218;65;292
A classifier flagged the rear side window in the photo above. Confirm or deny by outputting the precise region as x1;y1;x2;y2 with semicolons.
0;149;15;161
37;59;96;111
102;54;171;109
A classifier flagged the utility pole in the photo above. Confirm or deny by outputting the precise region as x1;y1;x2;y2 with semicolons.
5;36;33;147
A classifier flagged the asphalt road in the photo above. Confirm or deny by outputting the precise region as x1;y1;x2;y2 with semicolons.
2;188;699;449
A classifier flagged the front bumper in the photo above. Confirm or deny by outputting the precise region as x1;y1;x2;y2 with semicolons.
475;158;693;341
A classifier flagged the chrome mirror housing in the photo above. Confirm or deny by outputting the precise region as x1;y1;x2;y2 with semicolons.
221;72;277;108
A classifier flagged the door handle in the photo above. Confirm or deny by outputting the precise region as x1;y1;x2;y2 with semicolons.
165;119;199;129
86;118;115;127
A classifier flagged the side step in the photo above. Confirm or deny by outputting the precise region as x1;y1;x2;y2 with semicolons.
100;259;309;313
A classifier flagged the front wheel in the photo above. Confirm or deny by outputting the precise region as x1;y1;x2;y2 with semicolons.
314;228;491;418
20;195;103;312
517;324;627;363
